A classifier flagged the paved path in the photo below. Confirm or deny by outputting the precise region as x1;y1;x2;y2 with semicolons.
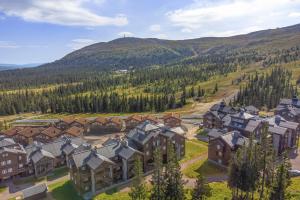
290;148;300;170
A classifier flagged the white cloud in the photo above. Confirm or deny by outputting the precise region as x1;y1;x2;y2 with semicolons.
0;0;128;27
166;0;300;37
0;41;20;48
149;24;161;32
181;28;192;33
118;31;134;37
289;12;300;17
68;38;96;50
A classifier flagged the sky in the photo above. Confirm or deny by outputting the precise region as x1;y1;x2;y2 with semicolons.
0;0;300;64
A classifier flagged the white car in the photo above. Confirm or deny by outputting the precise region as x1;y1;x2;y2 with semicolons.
289;169;300;177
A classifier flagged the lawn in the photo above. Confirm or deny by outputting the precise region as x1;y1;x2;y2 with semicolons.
94;189;131;200
0;185;6;193
47;166;69;181
47;177;300;200
180;140;208;163
182;158;226;178
48;180;83;200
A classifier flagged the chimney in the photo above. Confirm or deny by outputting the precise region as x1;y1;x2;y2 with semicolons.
292;95;298;105
275;115;281;125
220;100;226;108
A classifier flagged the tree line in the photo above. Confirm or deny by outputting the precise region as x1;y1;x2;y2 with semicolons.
233;67;296;109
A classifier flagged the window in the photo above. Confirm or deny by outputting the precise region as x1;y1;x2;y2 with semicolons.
7;160;11;165
19;164;23;168
163;146;166;150
19;156;22;160
146;151;150;156
218;159;222;164
2;170;7;174
1;161;5;166
85;186;89;191
8;168;12;173
217;145;220;150
218;152;223;157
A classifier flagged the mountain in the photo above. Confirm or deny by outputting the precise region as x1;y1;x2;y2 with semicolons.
1;23;300;89
39;23;300;71
0;63;42;71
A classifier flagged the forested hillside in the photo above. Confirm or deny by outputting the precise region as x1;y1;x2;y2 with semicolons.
0;24;300;115
233;67;296;109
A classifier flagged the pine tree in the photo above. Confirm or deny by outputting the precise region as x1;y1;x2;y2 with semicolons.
259;123;276;200
150;149;165;200
269;153;292;200
192;174;211;200
164;142;185;200
129;156;147;200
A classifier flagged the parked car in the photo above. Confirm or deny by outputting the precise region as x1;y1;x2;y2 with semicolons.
288;169;300;177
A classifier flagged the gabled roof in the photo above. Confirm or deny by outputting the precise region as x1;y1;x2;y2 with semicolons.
63;126;84;137
162;113;180;120
208;129;225;139
41;126;62;138
22;184;47;199
74;118;90;126
18;127;45;138
0;136;16;148
245;105;259;113
136;121;160;132
266;115;299;130
142;115;160;124
0;147;26;154
268;126;287;135
232;111;254;120
210;102;236;114
125;115;143;122
93;117;109;125
244;119;261;132
1;127;23;137
60;117;75;124
109;117;123;126
31;148;55;164
86;151;115;170
219;131;248;149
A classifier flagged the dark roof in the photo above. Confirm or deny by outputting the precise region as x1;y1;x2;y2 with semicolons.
22;183;47;199
208;129;225;139
268;126;287;135
0;136;16;148
210;102;236;114
245;105;259;113
266;115;299;130
30;149;55;164
220;131;248;149
232;111;254;120
244;120;261;132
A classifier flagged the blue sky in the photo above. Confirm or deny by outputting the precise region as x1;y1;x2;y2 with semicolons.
0;0;300;64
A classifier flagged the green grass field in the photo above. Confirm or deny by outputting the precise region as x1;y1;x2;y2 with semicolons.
48;180;83;200
180;140;208;163
182;158;226;178
48;177;300;200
